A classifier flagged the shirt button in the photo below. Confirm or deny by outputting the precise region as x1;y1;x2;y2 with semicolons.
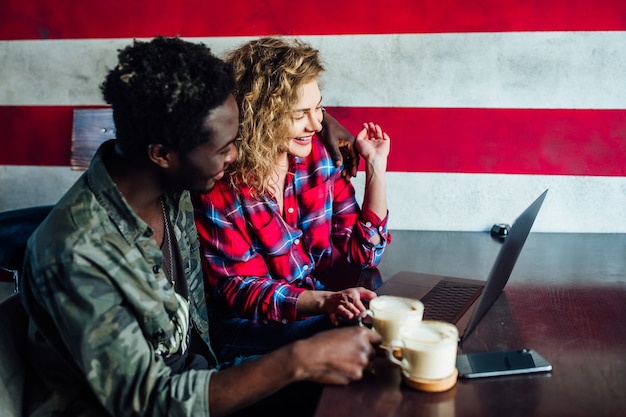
282;318;288;324
287;207;294;214
294;239;300;245
153;265;161;274
365;221;372;228
378;226;384;232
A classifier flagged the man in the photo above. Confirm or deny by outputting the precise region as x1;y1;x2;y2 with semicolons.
20;36;380;417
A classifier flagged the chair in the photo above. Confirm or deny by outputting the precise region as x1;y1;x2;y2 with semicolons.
0;206;53;416
70;108;115;171
0;294;28;417
0;267;18;296
0;205;53;301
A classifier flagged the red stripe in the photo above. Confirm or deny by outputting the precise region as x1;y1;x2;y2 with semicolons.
3;106;625;176
1;0;626;40
331;107;626;176
1;106;74;166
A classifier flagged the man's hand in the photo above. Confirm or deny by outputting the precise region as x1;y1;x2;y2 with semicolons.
208;323;381;416
319;112;360;179
291;326;382;385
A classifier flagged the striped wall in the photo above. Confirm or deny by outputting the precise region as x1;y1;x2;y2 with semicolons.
1;1;625;232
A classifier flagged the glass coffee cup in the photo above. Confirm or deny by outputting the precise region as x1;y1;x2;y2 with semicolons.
357;295;424;346
387;320;459;391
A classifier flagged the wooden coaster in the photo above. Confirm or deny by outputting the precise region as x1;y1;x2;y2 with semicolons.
377;344;402;359
402;368;458;392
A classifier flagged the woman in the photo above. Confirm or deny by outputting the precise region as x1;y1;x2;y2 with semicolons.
193;37;391;362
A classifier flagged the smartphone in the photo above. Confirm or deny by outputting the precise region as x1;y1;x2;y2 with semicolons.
456;348;552;379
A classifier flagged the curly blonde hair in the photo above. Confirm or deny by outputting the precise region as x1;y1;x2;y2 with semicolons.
223;37;325;197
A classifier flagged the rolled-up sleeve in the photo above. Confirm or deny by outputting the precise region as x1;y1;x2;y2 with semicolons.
331;176;391;267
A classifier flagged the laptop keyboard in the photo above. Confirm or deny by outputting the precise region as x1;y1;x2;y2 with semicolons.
421;280;483;323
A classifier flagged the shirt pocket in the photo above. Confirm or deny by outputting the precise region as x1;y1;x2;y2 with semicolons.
252;215;301;256
297;182;333;230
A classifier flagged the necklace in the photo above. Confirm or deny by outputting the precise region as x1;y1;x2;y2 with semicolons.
160;197;175;288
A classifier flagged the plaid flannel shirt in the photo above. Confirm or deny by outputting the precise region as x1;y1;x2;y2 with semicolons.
193;137;391;323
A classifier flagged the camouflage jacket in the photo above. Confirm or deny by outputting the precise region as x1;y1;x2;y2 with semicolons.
21;141;217;417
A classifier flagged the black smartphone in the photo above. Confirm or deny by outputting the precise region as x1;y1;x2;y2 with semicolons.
456;348;552;379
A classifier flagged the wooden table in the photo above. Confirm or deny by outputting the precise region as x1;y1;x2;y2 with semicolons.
314;231;626;417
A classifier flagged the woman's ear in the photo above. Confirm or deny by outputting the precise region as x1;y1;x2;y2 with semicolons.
147;144;172;168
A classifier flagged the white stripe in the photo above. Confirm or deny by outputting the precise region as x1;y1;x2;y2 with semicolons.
2;32;626;108
3;165;625;233
352;172;626;233
0;165;82;209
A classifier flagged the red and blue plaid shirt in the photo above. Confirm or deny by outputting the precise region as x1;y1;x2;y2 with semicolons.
193;137;391;323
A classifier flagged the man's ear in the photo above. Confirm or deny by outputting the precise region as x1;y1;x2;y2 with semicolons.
147;144;174;168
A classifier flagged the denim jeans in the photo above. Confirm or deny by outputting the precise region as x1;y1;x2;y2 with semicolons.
209;312;335;363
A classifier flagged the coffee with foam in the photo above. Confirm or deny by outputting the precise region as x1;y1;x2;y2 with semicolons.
388;320;459;381
360;295;424;345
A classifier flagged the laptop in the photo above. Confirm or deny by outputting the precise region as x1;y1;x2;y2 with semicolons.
376;189;548;342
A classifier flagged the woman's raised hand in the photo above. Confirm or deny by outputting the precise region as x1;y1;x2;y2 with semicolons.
354;122;391;165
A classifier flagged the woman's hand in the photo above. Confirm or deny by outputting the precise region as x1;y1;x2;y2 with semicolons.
321;287;377;326
297;287;377;325
354;122;390;232
354;122;391;167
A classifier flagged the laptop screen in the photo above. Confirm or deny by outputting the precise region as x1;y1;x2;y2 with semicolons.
461;189;548;341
